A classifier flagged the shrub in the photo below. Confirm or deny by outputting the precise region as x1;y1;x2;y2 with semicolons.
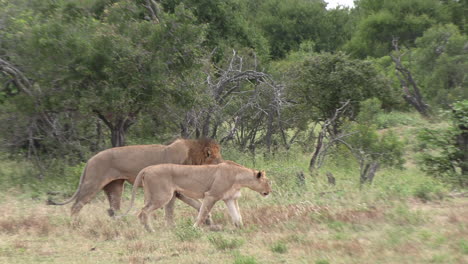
417;100;468;187
413;182;445;201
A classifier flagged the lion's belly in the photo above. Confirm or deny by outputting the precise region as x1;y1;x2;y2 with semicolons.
177;189;205;199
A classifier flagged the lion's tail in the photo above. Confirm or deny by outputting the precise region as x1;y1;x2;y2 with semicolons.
117;169;144;218
46;164;88;206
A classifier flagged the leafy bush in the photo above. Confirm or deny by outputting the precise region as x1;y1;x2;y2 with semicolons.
375;111;427;129
418;100;468;187
413;182;445;201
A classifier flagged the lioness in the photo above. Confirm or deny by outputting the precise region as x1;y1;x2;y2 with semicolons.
47;138;223;219
121;162;272;232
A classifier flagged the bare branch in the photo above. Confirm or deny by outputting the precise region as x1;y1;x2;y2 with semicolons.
143;0;160;23
391;38;430;116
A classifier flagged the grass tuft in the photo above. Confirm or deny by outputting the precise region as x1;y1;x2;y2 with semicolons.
208;233;244;250
270;241;288;253
233;253;257;264
460;239;468;255
173;218;203;242
315;260;330;264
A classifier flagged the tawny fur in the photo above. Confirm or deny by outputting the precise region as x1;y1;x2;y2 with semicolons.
47;138;223;219
121;162;272;232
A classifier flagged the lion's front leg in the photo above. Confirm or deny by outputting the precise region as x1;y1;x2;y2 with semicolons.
176;192;213;225
225;199;243;228
193;196;217;228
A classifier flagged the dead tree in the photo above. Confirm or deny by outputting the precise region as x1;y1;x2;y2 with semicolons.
309;100;351;172
182;50;288;147
391;38;430;116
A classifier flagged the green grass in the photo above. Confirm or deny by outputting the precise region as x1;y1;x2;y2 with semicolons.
375;111;430;129
208;234;245;251
0;113;467;263
233;253;257;264
460;239;468;255
270;241;288;253
173;218;203;242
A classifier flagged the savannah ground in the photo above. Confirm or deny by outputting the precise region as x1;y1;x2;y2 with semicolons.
1;117;467;264
0;176;467;264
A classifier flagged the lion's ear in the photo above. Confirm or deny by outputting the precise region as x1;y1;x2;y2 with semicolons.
256;171;262;179
204;147;211;158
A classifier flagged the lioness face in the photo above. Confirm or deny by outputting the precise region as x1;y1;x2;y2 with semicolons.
253;171;272;197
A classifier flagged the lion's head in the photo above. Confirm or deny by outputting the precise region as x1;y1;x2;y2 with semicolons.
187;138;223;165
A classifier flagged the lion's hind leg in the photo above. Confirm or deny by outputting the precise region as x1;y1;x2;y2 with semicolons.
103;179;125;217
137;206;156;233
138;189;174;233
164;194;177;227
70;182;103;219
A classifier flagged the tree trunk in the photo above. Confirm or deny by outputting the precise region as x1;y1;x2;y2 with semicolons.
457;129;468;186
309;129;325;172
111;125;126;147
360;162;379;185
265;110;274;153
326;172;336;185
391;38;430;117
201;112;211;138
180;122;189;138
93;110;136;148
91;121;102;152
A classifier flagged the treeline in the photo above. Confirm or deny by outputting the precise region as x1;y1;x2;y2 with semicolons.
0;0;466;184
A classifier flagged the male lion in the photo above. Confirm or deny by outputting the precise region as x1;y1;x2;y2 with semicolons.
121;162;272;232
47;138;223;218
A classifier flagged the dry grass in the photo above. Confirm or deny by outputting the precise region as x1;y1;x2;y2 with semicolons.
0;192;467;264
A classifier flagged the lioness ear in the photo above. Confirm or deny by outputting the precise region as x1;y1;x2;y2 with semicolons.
256;171;262;179
204;147;211;158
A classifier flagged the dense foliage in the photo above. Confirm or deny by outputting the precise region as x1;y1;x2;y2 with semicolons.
418;100;468;187
0;0;466;186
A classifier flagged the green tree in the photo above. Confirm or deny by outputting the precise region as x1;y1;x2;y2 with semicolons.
345;98;405;184
414;24;468;106
161;0;270;61
253;0;330;59
418;100;468;187
288;52;395;126
1;0;206;148
346;0;450;58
